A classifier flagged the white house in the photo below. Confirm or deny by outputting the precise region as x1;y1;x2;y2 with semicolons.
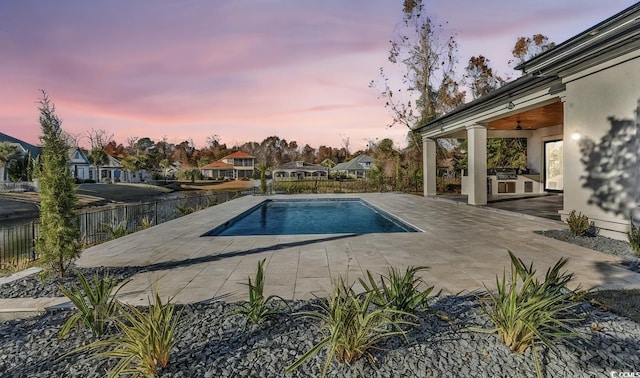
68;148;91;181
272;161;329;181
0;132;41;182
333;155;374;179
416;4;640;239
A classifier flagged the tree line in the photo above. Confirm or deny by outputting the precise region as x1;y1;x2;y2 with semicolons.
1;1;549;186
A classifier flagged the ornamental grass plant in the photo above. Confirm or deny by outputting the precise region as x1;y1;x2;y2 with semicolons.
359;266;435;314
229;258;286;325
566;210;592;237
58;270;123;338
627;220;640;255
77;289;182;378
102;222;128;240
477;251;583;378
287;277;415;377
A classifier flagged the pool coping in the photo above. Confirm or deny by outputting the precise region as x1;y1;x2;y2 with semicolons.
201;197;421;236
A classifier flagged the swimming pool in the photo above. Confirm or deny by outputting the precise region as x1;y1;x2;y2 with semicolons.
202;198;419;236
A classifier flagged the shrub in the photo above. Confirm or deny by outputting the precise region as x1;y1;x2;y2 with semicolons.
566;210;593;237
174;205;195;216
359;266;434;314
287;277;414;377
476;251;582;378
229;259;285;324
628;220;640;255
58;271;123;338
78;289;182;378
102;222;128;240
139;217;153;230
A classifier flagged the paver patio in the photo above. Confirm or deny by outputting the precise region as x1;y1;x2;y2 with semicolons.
67;193;640;305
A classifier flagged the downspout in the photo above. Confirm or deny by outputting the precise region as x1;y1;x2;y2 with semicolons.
634;98;640;224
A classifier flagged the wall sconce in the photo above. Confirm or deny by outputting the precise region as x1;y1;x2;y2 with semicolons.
507;101;515;110
571;133;581;141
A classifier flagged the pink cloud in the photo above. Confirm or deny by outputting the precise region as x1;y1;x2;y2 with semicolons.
1;0;636;152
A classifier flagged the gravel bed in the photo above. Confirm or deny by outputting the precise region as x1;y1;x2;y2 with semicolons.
0;266;145;298
2;231;640;377
536;229;640;272
1;295;640;377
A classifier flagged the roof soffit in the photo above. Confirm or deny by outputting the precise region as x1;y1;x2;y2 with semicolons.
420;78;563;138
518;5;640;75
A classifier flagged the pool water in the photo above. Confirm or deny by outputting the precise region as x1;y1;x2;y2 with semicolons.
203;198;419;236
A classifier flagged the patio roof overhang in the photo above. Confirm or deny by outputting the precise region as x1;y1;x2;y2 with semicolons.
416;74;564;139
417;3;640;140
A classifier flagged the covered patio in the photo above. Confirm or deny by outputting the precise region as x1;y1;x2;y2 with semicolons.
418;5;640;239
418;76;565;207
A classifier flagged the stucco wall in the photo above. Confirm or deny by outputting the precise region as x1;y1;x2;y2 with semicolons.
563;56;640;238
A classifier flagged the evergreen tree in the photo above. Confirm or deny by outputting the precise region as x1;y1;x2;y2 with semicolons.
36;92;81;277
258;164;267;194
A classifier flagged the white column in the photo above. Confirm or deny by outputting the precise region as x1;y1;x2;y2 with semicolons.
467;125;487;205
423;137;437;196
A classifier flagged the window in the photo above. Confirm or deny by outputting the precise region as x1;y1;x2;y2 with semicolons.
544;140;563;191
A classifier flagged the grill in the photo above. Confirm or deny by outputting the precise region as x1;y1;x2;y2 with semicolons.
495;168;517;180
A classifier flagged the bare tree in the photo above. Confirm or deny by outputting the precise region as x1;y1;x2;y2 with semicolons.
465;55;505;100
85;129;113;181
370;0;464;151
340;134;351;157
125;136;139;155
61;131;82;147
86;128;114;150
509;34;556;68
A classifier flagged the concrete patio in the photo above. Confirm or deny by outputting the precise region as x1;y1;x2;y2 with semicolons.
73;193;640;304
3;193;640;313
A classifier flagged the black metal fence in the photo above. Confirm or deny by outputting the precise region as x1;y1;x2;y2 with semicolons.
0;190;246;269
0;181;37;193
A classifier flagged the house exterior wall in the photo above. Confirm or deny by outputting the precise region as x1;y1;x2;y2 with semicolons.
562;54;640;239
121;169;149;183
220;156;254;179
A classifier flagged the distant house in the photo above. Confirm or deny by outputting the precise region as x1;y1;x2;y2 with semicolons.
200;161;234;180
0;132;41;182
97;155;123;182
199;151;255;180
68;148;91;181
332;155;374;179
272;161;329;181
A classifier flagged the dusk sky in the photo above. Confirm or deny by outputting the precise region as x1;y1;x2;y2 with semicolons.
1;1;637;152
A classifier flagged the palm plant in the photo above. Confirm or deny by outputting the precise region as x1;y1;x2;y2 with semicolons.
58;271;123;338
230;259;285;324
359;266;434;313
287;277;414;377
79;289;182;378
87;148;108;182
477;251;582;378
